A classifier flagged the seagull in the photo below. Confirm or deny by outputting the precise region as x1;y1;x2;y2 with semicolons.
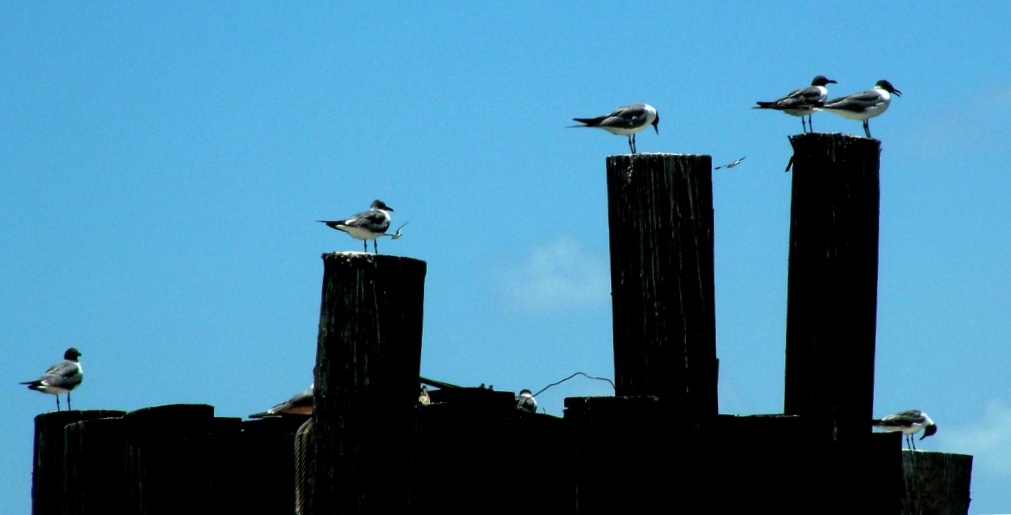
20;348;83;412
570;103;659;154
872;409;937;450
817;79;902;138
249;385;314;418
419;386;431;406
715;156;746;170
319;200;393;254
516;389;537;413
754;75;837;133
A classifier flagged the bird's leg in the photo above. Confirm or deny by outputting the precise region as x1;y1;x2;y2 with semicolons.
802;116;808;133
863;120;871;138
911;435;916;451
808;115;814;133
628;135;636;154
56;395;61;412
68;392;72;411
362;240;368;252
373;240;379;254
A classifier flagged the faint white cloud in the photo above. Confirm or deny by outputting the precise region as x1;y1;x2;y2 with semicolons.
494;234;610;313
993;86;1011;110
942;400;1011;477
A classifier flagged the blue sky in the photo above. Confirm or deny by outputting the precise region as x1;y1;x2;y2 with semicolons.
3;2;1010;512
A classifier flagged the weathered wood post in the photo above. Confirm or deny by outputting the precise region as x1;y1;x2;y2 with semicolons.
235;417;309;513
312;253;426;514
899;451;973;515
783;133;880;441
62;416;128;515
28;410;124;515
606;153;718;415
123;404;216;515
782;132;896;511
566;153;717;514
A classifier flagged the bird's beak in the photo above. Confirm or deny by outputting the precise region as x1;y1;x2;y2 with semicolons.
828;79;838;84
652;117;660;135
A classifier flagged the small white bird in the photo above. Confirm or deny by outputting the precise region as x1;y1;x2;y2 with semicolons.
516;389;537;413
570;103;659;154
419;386;431;406
715;156;746;170
817;79;902;138
20;348;84;412
319;200;394;254
249;385;314;418
872;409;937;450
754;75;837;133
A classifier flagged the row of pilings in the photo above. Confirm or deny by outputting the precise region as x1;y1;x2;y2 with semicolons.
29;133;971;514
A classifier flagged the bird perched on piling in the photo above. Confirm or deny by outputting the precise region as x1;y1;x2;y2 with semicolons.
816;79;902;138
318;200;393;254
516;389;537;413
570;103;659;154
419;386;431;406
20;348;83;412
753;75;837;133
872;409;937;450
249;385;314;418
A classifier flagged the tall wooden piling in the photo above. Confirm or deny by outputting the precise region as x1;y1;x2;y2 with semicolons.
783;133;885;512
29;410;124;515
312;252;427;514
605;153;718;417
783;133;881;444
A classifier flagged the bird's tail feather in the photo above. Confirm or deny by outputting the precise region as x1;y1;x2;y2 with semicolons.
571;116;605;126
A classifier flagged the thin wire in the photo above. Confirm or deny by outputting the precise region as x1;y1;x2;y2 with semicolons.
533;371;615;399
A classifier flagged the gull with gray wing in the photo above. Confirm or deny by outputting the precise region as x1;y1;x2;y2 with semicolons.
319;200;393;254
250;385;314;418
570;103;659;154
20;348;83;412
872;409;936;450
817;79;902;138
754;75;837;133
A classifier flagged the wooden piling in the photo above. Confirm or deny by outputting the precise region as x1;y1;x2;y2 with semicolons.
782;132;887;513
123;404;216;515
236;417;309;513
414;391;569;513
899;451;973;515
28;410;125;515
62;416;127;515
605;153;718;417
782;133;881;448
312;252;427;514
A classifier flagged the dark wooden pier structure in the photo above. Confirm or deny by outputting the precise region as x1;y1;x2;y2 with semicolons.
27;134;972;514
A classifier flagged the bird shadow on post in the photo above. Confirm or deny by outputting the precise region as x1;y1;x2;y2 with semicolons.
312;252;427;515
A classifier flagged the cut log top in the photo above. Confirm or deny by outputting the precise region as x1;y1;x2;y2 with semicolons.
321;252;426;265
